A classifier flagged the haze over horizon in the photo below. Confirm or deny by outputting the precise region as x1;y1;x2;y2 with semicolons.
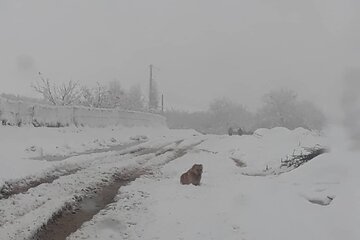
1;0;359;120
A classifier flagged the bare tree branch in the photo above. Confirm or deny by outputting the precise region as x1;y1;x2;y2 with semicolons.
31;73;57;105
31;73;80;105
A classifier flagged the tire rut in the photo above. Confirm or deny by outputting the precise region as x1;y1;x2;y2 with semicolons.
0;141;149;200
32;169;147;240
0;168;81;200
31;140;204;240
31;141;146;162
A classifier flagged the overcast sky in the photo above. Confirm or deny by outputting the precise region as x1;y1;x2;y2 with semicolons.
0;0;359;118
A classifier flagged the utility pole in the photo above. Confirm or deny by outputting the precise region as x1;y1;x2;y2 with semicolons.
149;64;153;110
161;94;164;113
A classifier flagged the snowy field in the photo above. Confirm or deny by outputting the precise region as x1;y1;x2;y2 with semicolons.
0;125;359;240
0;125;194;188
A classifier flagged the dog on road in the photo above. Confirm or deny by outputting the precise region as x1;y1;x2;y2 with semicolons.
180;164;203;186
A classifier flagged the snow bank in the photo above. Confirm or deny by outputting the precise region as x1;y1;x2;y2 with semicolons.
199;127;327;175
0;97;166;128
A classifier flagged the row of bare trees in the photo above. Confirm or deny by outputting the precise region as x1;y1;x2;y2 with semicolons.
165;89;326;133
31;73;158;111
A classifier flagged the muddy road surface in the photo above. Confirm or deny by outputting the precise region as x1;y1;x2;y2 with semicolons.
0;137;205;240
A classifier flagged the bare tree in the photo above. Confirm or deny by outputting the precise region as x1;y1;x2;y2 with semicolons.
32;72;81;105
106;80;125;108
256;89;298;129
126;84;144;111
79;81;145;110
209;97;254;133
55;81;81;106
31;73;57;105
256;89;325;130
165;90;325;134
80;82;108;108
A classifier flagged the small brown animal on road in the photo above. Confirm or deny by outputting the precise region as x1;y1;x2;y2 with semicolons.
180;164;203;186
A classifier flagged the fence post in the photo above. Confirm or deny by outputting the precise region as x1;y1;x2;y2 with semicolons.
0;97;2;121
72;106;76;127
16;101;21;126
31;105;35;125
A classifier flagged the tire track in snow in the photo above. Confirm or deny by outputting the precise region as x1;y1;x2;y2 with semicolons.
0;141;145;200
32;139;204;240
0;136;205;240
0;139;180;200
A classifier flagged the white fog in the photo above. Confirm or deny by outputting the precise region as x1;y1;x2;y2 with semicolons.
0;1;359;240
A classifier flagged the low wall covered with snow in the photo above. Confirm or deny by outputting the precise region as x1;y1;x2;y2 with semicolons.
0;97;167;128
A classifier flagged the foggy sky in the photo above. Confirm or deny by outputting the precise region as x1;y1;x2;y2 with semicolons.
0;0;359;118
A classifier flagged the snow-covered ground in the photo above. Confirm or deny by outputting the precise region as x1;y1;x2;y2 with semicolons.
0;125;196;188
0;125;359;240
